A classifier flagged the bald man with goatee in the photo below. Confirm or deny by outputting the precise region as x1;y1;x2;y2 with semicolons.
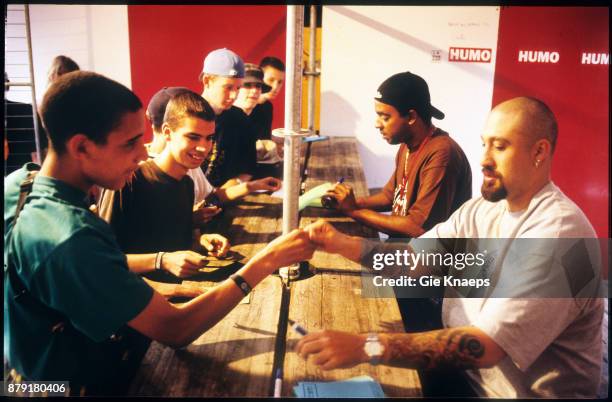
298;97;604;398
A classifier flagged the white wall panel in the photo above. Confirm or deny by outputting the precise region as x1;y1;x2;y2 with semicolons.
22;5;132;104
321;5;500;193
89;5;132;89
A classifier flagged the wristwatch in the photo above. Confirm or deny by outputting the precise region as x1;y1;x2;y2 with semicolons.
364;333;385;365
230;274;252;296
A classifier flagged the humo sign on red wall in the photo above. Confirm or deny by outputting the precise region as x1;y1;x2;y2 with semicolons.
493;6;609;238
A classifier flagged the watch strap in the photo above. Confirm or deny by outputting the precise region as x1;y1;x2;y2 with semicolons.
230;274;252;295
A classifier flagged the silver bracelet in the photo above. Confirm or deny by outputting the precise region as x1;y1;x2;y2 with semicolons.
155;252;166;270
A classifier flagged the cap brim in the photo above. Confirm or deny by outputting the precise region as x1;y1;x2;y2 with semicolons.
431;105;445;120
243;77;272;93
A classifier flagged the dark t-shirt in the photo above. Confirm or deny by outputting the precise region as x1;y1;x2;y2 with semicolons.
107;160;194;254
250;100;273;140
382;127;472;236
201;106;258;187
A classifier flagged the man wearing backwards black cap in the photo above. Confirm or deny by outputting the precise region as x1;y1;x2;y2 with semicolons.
326;71;472;335
326;71;471;238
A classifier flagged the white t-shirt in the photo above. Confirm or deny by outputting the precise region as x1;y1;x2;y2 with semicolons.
421;181;604;398
187;168;214;206
147;148;214;206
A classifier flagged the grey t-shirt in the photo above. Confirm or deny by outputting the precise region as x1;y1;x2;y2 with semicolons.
421;181;604;397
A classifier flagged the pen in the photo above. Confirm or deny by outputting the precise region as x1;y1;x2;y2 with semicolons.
288;319;308;336
273;368;282;397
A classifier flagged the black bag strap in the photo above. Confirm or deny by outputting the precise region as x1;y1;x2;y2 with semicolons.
7;170;68;328
13;170;37;222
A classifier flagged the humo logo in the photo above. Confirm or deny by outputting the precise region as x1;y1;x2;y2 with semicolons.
582;53;609;65
518;50;560;63
449;47;492;63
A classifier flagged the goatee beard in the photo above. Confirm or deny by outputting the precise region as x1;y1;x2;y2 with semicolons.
481;183;507;202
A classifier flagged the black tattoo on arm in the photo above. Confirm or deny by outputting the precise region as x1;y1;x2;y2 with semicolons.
386;328;486;370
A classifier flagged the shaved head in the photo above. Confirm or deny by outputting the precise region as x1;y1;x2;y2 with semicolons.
480;96;557;211
491;97;558;153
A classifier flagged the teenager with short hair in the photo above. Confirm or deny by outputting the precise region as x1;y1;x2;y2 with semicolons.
104;91;230;283
251;56;285;141
143;86;281;215
199;48;257;187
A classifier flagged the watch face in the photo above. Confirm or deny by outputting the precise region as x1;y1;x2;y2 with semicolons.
365;341;383;357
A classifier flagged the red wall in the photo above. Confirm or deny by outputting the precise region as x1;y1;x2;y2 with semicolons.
492;6;609;237
127;5;286;140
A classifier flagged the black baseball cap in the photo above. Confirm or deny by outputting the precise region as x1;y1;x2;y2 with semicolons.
374;71;444;120
147;86;193;128
243;63;271;93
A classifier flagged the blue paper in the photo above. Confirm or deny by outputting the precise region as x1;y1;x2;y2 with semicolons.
293;375;385;398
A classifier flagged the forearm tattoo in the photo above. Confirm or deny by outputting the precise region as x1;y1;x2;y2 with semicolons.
387;329;485;370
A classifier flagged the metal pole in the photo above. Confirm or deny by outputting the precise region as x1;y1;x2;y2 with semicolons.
282;5;304;236
24;5;42;164
307;5;317;134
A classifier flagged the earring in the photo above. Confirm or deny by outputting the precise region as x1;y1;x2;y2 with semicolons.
534;160;541;167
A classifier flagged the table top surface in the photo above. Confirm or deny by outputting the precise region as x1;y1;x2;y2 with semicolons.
128;137;421;397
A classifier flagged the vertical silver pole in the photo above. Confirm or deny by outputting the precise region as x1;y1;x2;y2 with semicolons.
282;5;304;235
24;5;42;164
307;5;316;134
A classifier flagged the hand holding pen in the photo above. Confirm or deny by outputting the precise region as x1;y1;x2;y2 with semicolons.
321;177;344;209
323;177;359;213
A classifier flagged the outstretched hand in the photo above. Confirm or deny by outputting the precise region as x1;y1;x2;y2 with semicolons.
249;177;282;193
303;219;342;253
295;330;369;370
255;228;316;275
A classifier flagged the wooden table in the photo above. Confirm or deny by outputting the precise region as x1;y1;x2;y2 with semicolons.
128;137;421;397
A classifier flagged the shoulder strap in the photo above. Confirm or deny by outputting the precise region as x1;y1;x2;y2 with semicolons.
6;170;68;328
13;170;38;222
7;169;39;297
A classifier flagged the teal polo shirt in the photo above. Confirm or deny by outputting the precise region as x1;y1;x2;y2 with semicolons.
4;165;154;383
